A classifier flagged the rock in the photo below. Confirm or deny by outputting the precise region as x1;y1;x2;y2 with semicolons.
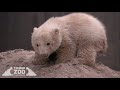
0;49;120;78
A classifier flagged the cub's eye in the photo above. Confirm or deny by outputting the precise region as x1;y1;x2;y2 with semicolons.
47;43;50;46
36;44;39;47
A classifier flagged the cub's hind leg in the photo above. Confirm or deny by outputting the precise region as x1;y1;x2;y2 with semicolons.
76;46;97;67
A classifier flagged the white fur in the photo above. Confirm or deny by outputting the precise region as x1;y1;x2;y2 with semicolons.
31;13;108;66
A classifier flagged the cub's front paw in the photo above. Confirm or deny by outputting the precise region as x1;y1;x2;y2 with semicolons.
32;58;48;65
32;59;41;65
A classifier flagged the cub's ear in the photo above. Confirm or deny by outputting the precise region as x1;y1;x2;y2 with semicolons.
54;28;59;35
33;27;38;32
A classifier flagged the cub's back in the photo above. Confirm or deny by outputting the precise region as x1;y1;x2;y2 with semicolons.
58;13;106;40
60;13;105;31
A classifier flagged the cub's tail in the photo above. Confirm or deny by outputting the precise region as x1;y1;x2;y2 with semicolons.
98;39;108;56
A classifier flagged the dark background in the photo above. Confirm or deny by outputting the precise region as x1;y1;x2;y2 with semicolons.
0;12;120;70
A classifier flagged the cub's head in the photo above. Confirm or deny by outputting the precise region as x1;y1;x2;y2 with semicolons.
31;26;62;58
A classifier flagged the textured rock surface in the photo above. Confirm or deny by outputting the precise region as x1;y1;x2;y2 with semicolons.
0;49;120;78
